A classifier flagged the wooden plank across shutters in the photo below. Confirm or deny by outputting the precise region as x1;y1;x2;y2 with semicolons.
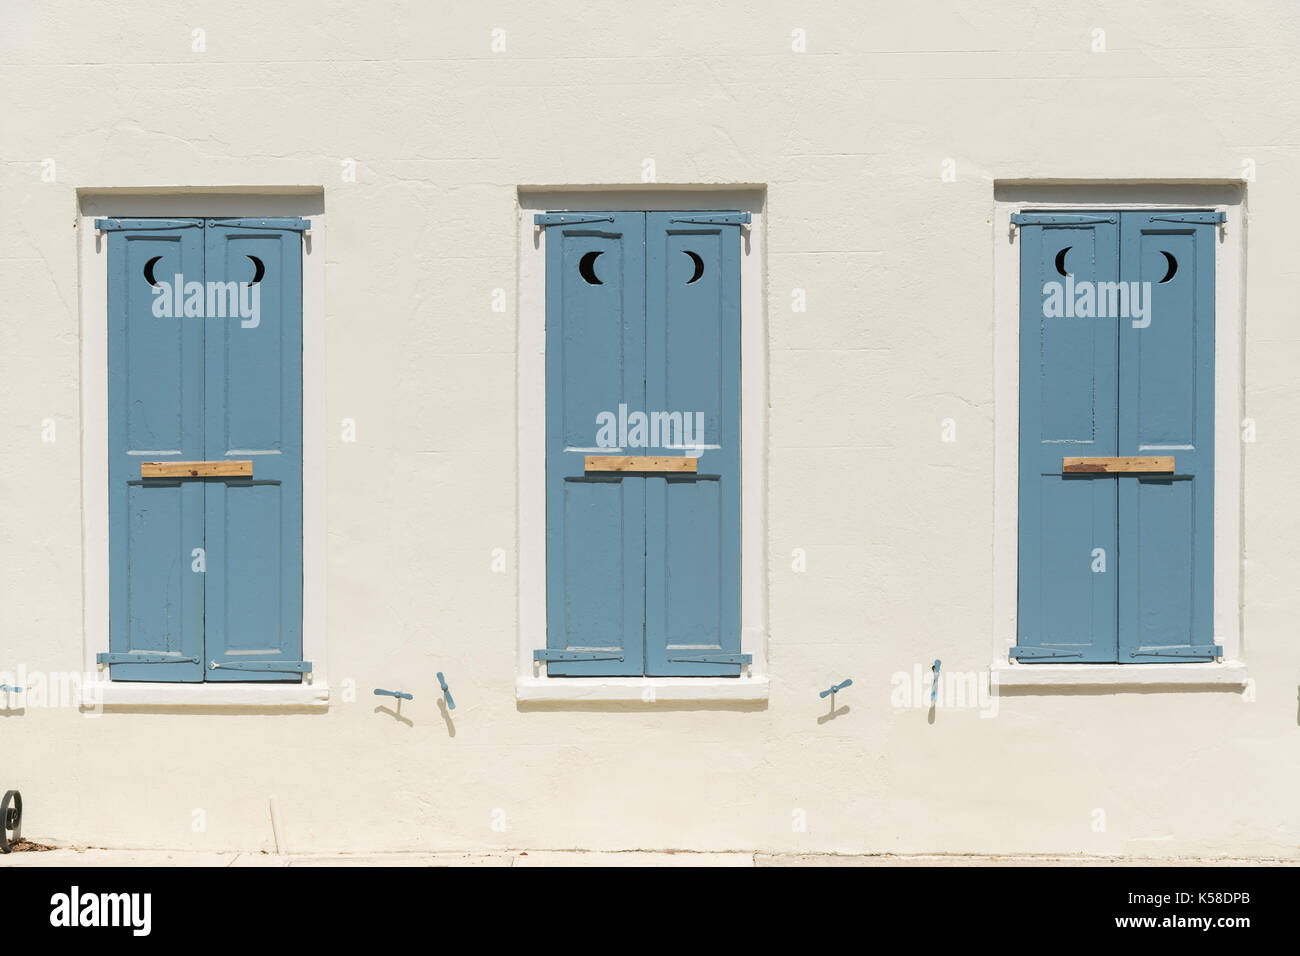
1061;456;1174;474
141;460;253;478
584;455;696;473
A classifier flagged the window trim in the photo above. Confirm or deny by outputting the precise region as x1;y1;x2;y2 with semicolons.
991;184;1247;688
77;190;328;710
515;188;768;703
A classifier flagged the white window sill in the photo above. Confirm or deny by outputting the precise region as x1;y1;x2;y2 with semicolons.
992;660;1249;689
82;680;329;710
516;675;769;703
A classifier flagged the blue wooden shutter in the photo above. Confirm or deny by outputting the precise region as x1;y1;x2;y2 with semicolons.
643;212;744;676
542;213;646;676
104;219;206;682
201;220;306;681
1015;213;1121;662
1117;211;1217;661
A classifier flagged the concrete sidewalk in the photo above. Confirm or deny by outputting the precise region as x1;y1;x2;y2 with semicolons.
1;849;1293;867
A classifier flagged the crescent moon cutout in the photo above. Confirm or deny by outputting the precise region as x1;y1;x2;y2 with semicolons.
684;250;704;284
248;255;265;285
1054;247;1071;278
143;256;162;287
579;250;603;285
1159;251;1177;284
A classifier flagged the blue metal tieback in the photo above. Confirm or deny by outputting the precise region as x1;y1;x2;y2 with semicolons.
819;679;852;699
373;688;413;701
436;672;455;710
931;660;942;703
0;685;22;694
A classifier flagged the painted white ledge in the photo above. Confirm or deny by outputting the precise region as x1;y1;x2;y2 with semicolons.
992;661;1249;688
516;676;769;702
82;681;330;709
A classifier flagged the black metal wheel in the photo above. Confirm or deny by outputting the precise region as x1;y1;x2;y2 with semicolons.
0;790;21;853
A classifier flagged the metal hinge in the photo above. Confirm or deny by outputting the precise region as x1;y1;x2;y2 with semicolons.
533;649;624;662
206;217;311;231
1130;645;1222;659
96;652;200;665
1145;212;1226;225
208;660;313;673
1010;213;1117;226
668;213;751;226
533;213;616;228
93;218;203;232
667;653;752;665
1009;646;1086;660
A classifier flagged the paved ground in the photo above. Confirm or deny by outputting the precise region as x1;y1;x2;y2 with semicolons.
0;849;1293;866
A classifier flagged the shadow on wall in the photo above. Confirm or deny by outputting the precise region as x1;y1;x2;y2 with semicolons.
995;684;1248;698
516;699;767;714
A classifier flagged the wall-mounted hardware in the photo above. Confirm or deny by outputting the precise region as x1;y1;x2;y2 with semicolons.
931;660;942;703
0;685;23;694
436;673;455;710
819;679;853;699
373;689;413;701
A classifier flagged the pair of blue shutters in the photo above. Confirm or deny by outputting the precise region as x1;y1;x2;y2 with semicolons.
541;212;744;676
1016;210;1219;662
101;217;306;682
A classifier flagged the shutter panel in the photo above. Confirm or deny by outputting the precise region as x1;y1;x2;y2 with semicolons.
643;212;743;676
1117;212;1217;661
105;219;206;682
543;212;646;676
1015;214;1121;662
201;221;306;681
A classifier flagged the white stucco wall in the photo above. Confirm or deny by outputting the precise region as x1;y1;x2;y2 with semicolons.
0;2;1295;855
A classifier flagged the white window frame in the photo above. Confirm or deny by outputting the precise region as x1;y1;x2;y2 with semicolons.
77;191;328;709
515;188;768;702
991;183;1248;688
